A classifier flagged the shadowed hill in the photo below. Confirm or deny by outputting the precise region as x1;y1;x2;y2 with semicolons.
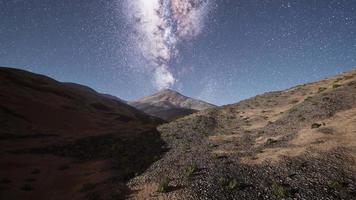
0;67;166;200
128;69;356;199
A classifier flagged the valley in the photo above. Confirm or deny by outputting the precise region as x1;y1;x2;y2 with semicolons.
1;67;356;199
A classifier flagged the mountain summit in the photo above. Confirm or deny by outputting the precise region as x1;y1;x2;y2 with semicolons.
128;89;216;121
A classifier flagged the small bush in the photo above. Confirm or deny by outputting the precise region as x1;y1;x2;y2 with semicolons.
298;114;306;121
157;178;170;193
219;178;243;191
329;180;351;199
208;143;216;149
227;179;238;190
184;164;198;178
335;77;343;82
311;123;322;129
218;177;227;185
329;180;343;189
333;84;341;88
266;138;277;145
272;182;289;198
318;87;327;93
312;102;319;105
305;96;312;101
182;143;190;152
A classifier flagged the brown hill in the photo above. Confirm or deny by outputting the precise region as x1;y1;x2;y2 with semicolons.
128;89;216;121
0;67;165;200
128;69;356;199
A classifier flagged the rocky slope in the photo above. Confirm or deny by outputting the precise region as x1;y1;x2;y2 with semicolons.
128;69;356;199
129;89;216;121
0;67;165;200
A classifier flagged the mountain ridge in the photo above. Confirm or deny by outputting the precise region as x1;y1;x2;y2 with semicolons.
128;89;216;121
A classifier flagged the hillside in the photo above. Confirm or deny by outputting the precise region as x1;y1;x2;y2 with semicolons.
0;67;165;200
129;89;216;121
101;93;127;104
128;69;356;199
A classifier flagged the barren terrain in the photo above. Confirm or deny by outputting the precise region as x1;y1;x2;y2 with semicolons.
1;67;356;199
128;69;356;199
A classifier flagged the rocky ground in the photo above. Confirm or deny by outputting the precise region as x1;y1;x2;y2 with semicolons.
127;70;356;199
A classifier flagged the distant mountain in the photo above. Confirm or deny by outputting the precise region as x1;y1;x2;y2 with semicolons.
0;67;164;200
128;89;216;121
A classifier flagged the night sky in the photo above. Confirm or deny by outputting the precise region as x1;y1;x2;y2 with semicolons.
1;0;356;105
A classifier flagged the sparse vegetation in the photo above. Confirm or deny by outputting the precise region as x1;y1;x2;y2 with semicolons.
333;84;341;88
218;177;243;191
182;142;190;152
184;164;198;178
305;96;312;101
318;87;327;93
312;101;319;105
266;138;278;145
298;114;306;121
335;77;343;82
311;123;322;129
329;180;352;199
208;142;217;149
271;182;289;198
227;179;238;190
157;177;170;193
